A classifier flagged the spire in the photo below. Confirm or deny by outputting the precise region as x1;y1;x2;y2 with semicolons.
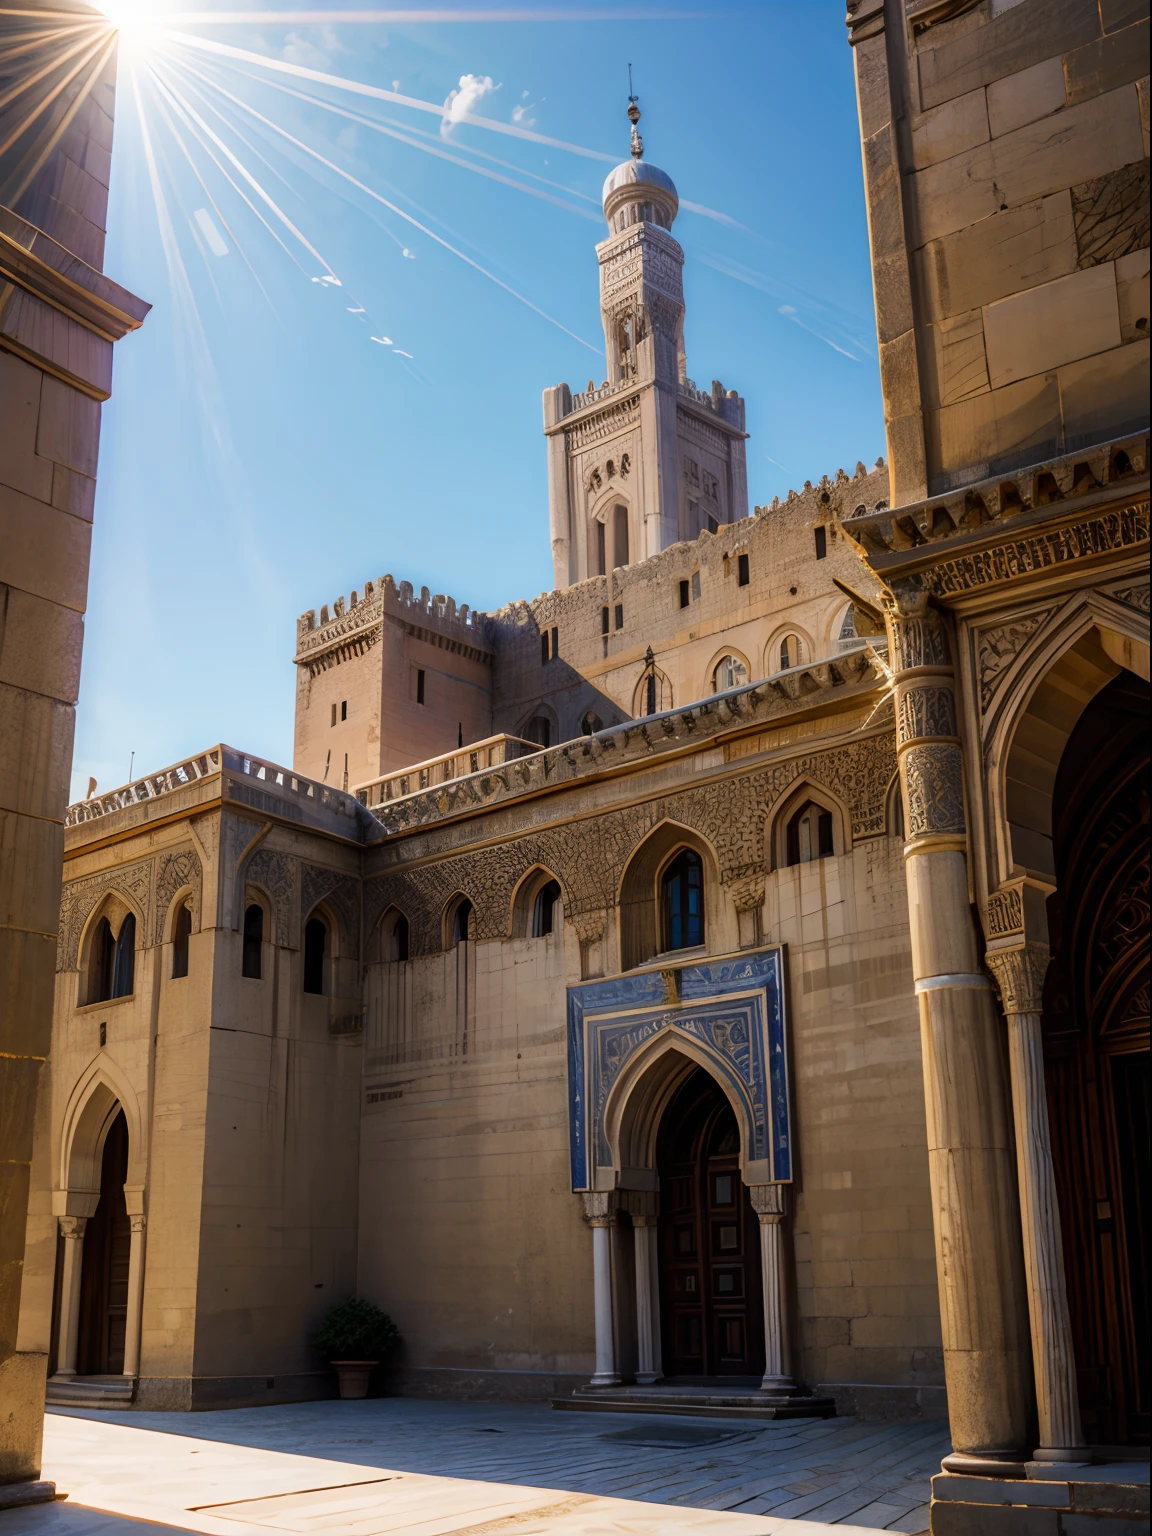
627;64;643;160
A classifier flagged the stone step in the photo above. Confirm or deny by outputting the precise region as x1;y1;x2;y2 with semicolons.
552;1385;836;1421
46;1375;135;1409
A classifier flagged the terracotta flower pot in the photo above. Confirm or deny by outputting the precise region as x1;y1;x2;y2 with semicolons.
332;1360;377;1399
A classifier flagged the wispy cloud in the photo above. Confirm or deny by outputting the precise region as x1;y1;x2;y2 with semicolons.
281;25;341;69
700;252;875;361
441;72;498;136
512;88;541;126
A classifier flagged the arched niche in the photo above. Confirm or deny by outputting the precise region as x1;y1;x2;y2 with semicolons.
767;780;851;871
442;891;474;950
510;866;564;939
242;885;272;980
58;1057;143;1211
302;902;339;996
765;626;812;676
705;647;752;697
371;904;411;964
77;893;142;1008
993;609;1148;885
618;821;718;972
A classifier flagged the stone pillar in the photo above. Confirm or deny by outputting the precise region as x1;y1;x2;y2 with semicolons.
122;1216;147;1379
582;1193;619;1386
749;1184;791;1393
54;1218;87;1379
632;1214;663;1384
890;592;1031;1459
984;941;1087;1461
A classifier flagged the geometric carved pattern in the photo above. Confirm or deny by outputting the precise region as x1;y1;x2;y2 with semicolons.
903;743;966;837
892;611;950;670
924;505;1149;597
152;848;202;944
566;947;791;1191
57;858;155;972
898;685;957;742
301;862;361;959
246;848;297;948
1109;582;1150;613
986;886;1024;938
364;730;898;957
978;614;1048;710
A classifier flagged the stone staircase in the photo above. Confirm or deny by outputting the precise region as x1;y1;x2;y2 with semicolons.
552;1376;836;1421
45;1375;135;1409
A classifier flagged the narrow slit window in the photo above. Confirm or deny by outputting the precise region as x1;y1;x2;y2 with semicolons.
614;603;624;631
613;504;629;569
330;703;337;727
551;625;558;659
596;519;606;577
541;632;550;665
303;917;326;994
341;700;348;721
679;579;690;608
242;903;264;979
416;668;426;705
601;605;610;636
172;901;192;979
814;526;827;559
738;553;749;586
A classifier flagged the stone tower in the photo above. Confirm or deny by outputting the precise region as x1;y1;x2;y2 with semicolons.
543;98;748;590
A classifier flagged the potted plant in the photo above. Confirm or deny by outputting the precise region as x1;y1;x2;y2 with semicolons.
314;1298;399;1400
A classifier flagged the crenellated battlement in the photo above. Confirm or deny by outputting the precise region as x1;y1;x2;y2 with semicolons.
754;457;888;519
295;573;490;663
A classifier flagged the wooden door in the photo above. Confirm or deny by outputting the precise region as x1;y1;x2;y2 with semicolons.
77;1111;130;1375
1043;672;1149;1446
658;1068;764;1377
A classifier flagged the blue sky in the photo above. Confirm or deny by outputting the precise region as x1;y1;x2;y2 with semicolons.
77;1;884;799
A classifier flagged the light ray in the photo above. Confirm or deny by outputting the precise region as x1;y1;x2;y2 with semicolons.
0;28;112;158
2;33;117;203
186;60;600;352
170;8;705;21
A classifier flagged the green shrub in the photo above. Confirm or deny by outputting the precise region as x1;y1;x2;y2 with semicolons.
313;1298;399;1361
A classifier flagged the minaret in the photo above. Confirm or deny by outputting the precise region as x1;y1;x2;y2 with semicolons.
543;92;748;590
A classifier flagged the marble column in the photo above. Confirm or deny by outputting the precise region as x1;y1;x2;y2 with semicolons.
582;1193;619;1386
632;1216;663;1384
984;942;1088;1461
749;1184;791;1393
890;591;1031;1459
54;1218;87;1379
122;1215;147;1379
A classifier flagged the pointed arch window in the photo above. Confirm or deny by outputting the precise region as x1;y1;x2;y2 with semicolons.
453;898;473;946
778;634;803;671
172;900;192;979
712;655;748;694
613;504;629;569
111;914;135;998
532;880;561;938
786;801;834;866
386;911;410;962
242;903;264;979
88;916;116;1004
662;849;704;952
303;916;327;994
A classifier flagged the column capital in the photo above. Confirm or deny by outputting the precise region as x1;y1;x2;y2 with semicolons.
888;596;952;675
986;942;1051;1016
129;1213;146;1234
620;1189;659;1223
581;1191;616;1227
748;1183;788;1221
58;1215;88;1239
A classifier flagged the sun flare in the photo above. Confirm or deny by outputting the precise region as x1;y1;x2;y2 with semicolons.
95;0;163;49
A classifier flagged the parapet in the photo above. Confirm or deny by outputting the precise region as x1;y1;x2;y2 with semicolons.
755;457;889;519
295;574;492;667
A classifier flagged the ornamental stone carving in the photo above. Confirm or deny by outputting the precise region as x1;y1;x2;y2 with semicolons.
58;858;155;972
301;863;361;958
246;848;297;948
977;615;1048;710
897;686;957;744
985;942;1051;1016
581;1191;615;1225
903;743;966;837
924;505;1149;597
748;1183;787;1220
892;612;950;671
986;886;1024;939
1109;582;1150;613
152;849;202;944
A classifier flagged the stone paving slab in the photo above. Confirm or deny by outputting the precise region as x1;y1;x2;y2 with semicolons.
27;1400;951;1535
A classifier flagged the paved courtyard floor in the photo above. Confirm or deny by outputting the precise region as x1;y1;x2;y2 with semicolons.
9;1401;951;1536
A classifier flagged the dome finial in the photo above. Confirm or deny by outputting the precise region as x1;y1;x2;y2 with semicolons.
627;63;643;160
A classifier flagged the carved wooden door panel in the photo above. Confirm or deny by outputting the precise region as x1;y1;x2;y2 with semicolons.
77;1111;130;1375
658;1068;764;1377
1043;672;1149;1446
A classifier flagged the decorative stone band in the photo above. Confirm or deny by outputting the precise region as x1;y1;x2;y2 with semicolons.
902;742;966;837
985;943;1051;1016
986;886;1025;939
897;685;958;746
892;613;952;672
748;1183;787;1222
914;973;993;994
580;1191;616;1227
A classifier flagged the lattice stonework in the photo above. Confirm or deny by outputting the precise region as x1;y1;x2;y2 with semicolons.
566;948;792;1191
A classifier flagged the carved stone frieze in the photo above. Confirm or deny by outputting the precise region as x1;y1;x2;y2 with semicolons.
903;743;965;837
246;848;297;948
564;395;641;453
729;873;767;913
748;1183;787;1220
986;886;1024;939
301;863;361;959
892;610;950;671
985;942;1051;1016
924;504;1150;598
152;848;202;944
897;685;957;743
977;614;1048;710
1108;582;1150;613
581;1191;615;1224
58;858;155;971
365;732;897;956
675;409;728;456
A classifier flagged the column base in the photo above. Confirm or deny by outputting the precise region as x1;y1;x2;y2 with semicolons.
590;1372;621;1387
0;1483;56;1511
760;1374;795;1395
635;1372;663;1385
941;1452;1029;1478
1030;1449;1093;1466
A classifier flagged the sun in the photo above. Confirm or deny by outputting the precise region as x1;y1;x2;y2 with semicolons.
94;0;164;49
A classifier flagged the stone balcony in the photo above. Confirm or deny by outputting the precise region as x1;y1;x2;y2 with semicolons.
354;734;540;809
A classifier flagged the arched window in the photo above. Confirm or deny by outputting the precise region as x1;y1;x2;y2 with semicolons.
532;880;561;938
712;655;748;694
786;801;834;866
111;914;135;998
303;916;327;994
172;900;192;979
242;903;264;979
836;607;858;653
453;898;473;946
595;518;607;577
581;711;603;736
386;911;409;962
613;504;629;568
88;916;116;1004
633;662;673;717
661;849;704;952
778;633;803;671
522;716;552;749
